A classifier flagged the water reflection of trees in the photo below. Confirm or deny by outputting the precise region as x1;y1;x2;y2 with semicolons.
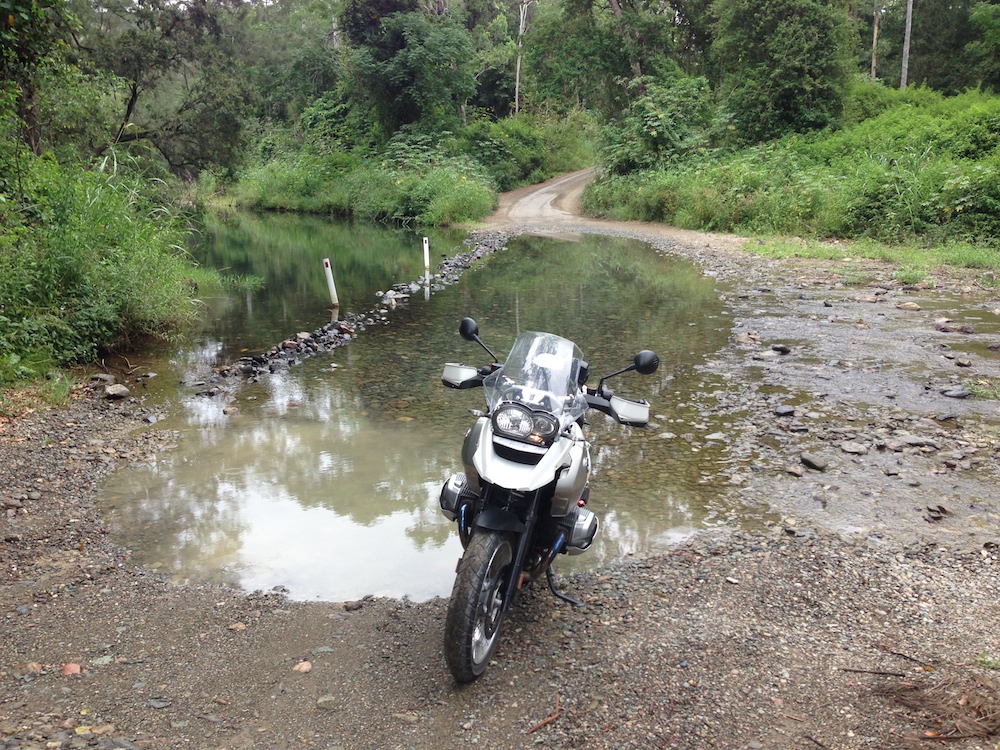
187;212;467;356
110;230;737;595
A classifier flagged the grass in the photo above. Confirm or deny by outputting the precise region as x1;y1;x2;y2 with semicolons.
587;88;1000;249
0;371;76;417
980;653;1000;670
746;236;1000;285
965;378;1000;400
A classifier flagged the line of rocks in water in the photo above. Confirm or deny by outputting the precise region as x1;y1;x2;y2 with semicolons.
211;231;512;381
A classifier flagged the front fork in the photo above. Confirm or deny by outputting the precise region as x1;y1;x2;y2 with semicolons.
443;477;584;609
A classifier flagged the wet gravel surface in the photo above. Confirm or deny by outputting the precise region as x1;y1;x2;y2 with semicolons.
3;186;1000;749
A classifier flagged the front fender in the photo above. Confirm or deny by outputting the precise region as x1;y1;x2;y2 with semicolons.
474;506;525;533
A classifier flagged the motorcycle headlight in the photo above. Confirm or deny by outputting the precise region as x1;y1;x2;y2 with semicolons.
492;404;558;446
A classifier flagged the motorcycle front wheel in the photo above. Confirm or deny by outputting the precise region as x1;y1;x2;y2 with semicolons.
443;530;514;683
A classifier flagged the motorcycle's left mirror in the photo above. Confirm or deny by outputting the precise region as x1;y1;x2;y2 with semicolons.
459;317;479;342
634;350;660;375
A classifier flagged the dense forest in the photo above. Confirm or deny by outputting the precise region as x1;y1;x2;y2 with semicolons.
2;0;1000;383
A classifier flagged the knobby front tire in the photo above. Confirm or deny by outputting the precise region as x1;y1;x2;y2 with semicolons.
443;530;514;683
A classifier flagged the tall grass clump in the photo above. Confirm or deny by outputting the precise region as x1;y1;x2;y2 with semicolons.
587;84;1000;248
230;111;596;224
0;148;206;382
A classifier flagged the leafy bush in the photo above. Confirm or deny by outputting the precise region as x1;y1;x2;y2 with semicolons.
601;75;714;175
587;86;1000;246
0;147;205;374
456;111;596;191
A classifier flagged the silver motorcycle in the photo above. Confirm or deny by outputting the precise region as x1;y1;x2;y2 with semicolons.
439;317;659;682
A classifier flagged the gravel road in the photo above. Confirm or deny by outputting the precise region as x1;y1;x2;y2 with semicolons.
2;173;1000;750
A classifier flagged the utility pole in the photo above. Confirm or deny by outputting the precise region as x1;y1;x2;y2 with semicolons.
871;1;881;79
514;0;533;115
900;0;913;88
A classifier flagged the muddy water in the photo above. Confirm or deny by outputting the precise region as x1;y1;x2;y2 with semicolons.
101;221;734;601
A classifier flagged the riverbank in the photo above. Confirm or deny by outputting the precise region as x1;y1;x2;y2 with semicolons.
3;186;1000;748
2;379;998;750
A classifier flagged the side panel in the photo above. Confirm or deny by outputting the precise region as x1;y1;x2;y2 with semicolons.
461;418;488;492
552;426;590;517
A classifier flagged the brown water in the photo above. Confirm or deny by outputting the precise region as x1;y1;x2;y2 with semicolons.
100;219;735;601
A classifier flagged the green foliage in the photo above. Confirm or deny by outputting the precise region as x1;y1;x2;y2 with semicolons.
522;0;631;116
840;75;943;126
231;110;595;224
601;74;714;174
458;115;545;190
340;7;476;136
865;0;994;94
587;86;1000;247
0;149;207;372
78;0;257;176
231;141;496;226
710;0;855;143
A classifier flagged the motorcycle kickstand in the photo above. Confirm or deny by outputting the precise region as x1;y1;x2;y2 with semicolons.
546;567;584;608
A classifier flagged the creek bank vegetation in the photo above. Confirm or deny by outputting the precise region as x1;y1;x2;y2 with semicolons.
3;0;1000;384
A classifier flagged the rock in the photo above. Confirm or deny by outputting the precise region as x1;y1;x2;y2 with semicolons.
770;344;791;354
705;432;727;441
941;386;972;399
896;301;921;311
104;384;130;399
935;321;976;334
786;466;804;477
896;434;940;449
774;405;796;417
316;695;338;710
840;441;868;455
91;373;116;383
800;453;828;471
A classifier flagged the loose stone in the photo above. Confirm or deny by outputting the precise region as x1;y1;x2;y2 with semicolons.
800;452;828;471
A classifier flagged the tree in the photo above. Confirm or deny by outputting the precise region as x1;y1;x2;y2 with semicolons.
710;0;856;143
513;0;532;114
967;1;1000;90
339;5;476;135
77;0;256;175
863;0;992;94
900;0;912;88
1;0;76;152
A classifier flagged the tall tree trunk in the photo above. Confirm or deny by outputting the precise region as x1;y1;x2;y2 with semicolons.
18;84;41;155
900;0;913;88
514;0;532;115
871;1;881;79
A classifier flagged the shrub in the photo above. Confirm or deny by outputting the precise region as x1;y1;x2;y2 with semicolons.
0;150;203;371
587;86;1000;247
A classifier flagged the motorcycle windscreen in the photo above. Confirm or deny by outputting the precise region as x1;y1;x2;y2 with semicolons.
483;331;587;424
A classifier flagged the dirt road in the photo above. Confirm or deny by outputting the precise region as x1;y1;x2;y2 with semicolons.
2;174;999;750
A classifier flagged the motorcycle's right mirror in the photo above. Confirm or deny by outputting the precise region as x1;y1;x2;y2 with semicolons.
634;350;659;375
459;317;479;342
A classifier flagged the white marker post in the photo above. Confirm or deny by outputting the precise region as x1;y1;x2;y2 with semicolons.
423;237;431;300
323;258;339;308
423;237;431;285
